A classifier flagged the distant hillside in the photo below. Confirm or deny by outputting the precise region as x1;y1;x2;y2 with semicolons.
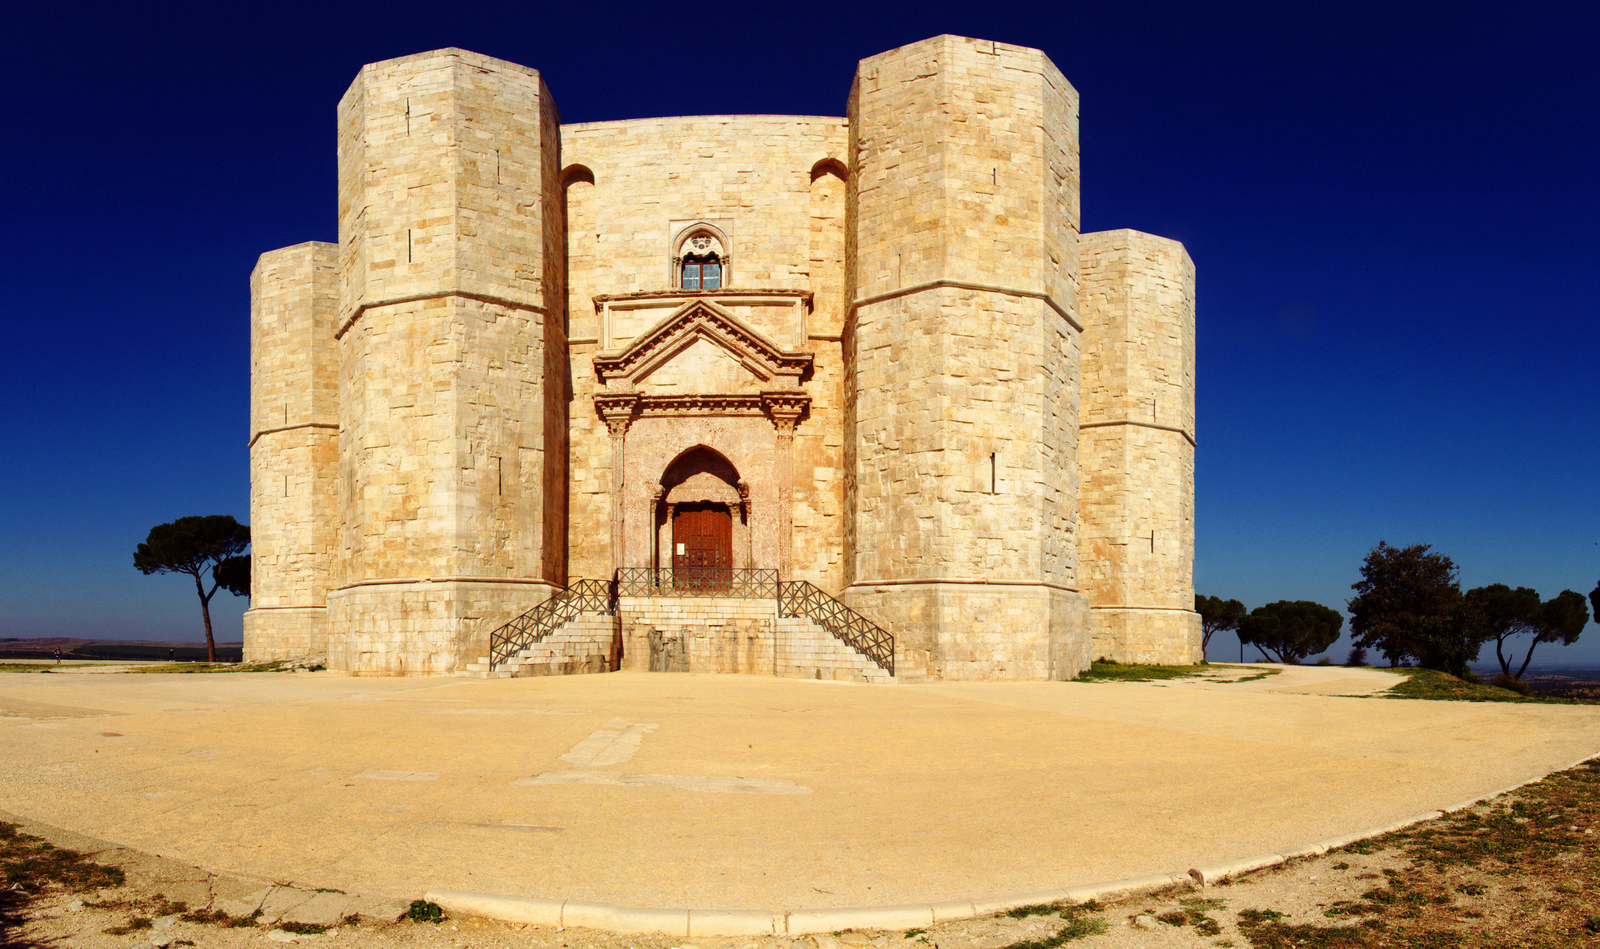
0;638;243;663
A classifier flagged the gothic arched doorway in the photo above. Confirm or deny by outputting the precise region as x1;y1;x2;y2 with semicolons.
655;447;748;590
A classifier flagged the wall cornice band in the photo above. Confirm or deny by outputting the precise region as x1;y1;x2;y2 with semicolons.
248;422;339;449
848;279;1083;333
335;289;549;340
848;577;1081;593
1079;419;1197;447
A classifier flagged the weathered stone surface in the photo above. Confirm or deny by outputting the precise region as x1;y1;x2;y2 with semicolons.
247;35;1196;680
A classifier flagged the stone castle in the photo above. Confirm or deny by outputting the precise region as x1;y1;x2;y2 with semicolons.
244;35;1200;679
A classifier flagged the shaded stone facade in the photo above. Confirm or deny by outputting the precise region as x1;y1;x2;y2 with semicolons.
245;35;1201;677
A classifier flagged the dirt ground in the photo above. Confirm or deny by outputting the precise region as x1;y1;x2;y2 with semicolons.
8;757;1600;949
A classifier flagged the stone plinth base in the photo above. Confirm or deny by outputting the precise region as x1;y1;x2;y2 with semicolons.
839;582;1090;680
243;607;329;661
615;596;891;682
1089;607;1202;665
326;580;561;675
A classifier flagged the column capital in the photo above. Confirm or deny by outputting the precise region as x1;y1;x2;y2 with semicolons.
595;394;640;436
760;390;809;435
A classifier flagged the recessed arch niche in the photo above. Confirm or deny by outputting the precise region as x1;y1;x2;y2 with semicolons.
653;446;750;573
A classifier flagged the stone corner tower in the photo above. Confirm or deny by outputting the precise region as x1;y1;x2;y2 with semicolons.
1078;229;1202;664
841;35;1091;680
244;241;340;658
246;48;569;675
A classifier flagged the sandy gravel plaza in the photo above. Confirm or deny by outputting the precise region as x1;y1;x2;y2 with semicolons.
2;664;1598;928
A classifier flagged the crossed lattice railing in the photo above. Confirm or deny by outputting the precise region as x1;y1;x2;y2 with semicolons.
487;572;895;676
488;578;616;668
615;567;780;599
778;580;895;676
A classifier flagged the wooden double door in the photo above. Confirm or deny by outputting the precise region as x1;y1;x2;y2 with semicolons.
672;503;732;589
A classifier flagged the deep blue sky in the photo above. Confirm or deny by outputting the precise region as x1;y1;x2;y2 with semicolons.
1;1;1595;667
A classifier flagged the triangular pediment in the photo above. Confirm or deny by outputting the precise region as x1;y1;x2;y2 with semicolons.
593;299;812;388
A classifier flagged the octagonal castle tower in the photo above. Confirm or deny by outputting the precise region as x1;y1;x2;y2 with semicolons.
245;36;1201;677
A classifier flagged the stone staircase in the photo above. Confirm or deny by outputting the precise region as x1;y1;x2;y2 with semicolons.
459;614;614;678
456;574;926;683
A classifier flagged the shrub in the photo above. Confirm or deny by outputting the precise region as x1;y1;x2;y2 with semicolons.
407;900;444;924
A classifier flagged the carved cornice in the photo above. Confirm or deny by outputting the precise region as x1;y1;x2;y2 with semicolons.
591;391;812;427
593;299;814;386
593;288;813;310
635;394;765;417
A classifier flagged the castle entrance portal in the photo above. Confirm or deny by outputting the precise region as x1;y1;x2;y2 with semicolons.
653;447;750;590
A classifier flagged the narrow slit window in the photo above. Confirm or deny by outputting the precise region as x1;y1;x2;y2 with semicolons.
990;452;997;494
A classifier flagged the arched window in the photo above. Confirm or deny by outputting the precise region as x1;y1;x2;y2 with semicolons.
673;227;729;290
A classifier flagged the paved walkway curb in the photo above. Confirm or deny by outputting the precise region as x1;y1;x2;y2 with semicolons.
427;751;1600;937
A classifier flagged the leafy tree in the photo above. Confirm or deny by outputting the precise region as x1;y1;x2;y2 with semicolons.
1345;644;1367;667
214;554;250;598
1465;584;1539;678
1470;587;1585;679
1464;584;1585;680
1195;594;1246;655
1591;578;1600;627
1413;597;1489;678
134;515;250;662
1237;600;1343;664
1348;541;1482;672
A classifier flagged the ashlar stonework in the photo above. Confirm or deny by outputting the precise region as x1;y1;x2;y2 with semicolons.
245;35;1201;678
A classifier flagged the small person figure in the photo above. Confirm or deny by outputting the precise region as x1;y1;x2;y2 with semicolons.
53;647;61;665
168;648;175;662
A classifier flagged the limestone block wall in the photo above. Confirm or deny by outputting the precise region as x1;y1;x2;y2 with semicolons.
326;580;550;675
244;242;340;660
1078;229;1201;663
842;35;1088;680
561;118;850;587
560;117;847;306
331;49;565;674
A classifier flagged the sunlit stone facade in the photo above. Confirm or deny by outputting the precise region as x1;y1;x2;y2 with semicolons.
245;36;1201;677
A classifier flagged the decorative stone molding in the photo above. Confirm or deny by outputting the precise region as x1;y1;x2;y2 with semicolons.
594;298;813;387
760;390;809;433
595;393;641;435
670;222;733;286
665;472;744;507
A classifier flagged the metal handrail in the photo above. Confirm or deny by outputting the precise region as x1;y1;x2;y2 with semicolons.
778;580;895;675
488;578;616;668
615;567;779;599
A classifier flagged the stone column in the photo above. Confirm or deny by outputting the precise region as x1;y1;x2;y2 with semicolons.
665;502;677;575
596;395;639;578
651;485;666;572
763;393;807;579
